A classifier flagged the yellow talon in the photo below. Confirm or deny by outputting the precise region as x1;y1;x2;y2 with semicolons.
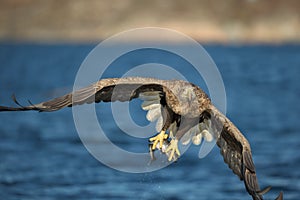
166;139;180;161
149;130;168;150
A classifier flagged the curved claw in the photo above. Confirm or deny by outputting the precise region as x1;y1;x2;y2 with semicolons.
149;131;168;150
149;144;156;161
166;139;180;161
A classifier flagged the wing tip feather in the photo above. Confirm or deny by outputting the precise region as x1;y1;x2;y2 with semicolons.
275;191;283;200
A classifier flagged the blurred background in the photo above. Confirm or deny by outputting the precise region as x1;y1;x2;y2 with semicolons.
0;0;299;43
0;0;299;200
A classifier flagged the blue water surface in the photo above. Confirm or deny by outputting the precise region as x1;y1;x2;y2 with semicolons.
0;43;299;200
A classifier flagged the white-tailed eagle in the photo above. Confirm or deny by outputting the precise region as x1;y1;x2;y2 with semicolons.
0;77;283;200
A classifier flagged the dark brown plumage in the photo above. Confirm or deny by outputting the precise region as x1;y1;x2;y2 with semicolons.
0;77;283;200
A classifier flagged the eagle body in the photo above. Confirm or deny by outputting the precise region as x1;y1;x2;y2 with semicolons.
0;77;282;200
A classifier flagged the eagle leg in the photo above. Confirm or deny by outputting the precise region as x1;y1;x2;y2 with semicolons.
165;138;180;161
149;130;169;150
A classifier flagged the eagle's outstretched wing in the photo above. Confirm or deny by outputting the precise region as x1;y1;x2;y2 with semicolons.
0;77;171;112
209;105;283;200
0;77;209;117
